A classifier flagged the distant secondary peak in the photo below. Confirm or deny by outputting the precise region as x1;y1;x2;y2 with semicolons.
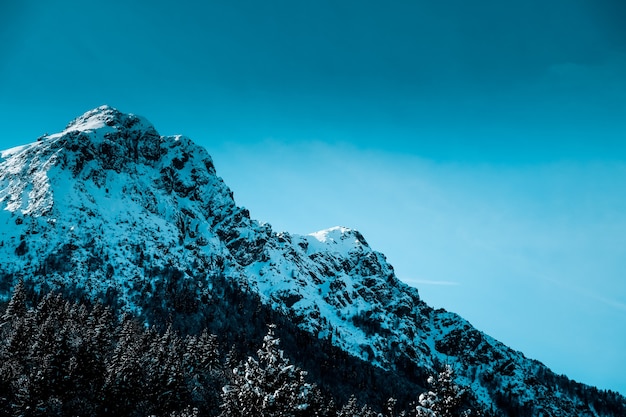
310;226;353;242
308;226;369;252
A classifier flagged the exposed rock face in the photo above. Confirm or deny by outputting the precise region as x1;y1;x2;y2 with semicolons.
0;106;623;416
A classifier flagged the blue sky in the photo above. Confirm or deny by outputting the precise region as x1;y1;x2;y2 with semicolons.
2;0;626;394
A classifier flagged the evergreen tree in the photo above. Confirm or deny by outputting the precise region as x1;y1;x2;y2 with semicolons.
1;278;27;323
102;314;150;415
183;330;222;409
336;395;360;417
336;395;378;417
144;324;188;414
413;365;471;417
220;324;320;417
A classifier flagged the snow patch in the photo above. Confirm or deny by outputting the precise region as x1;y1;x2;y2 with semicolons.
306;226;367;256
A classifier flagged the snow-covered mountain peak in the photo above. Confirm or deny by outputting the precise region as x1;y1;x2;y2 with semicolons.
310;226;364;244
307;226;369;255
63;105;152;135
0;105;246;299
52;105;162;165
63;105;117;133
2;107;622;415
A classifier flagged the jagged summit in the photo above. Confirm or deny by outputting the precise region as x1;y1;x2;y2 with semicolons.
63;105;154;136
1;106;241;299
307;226;370;256
58;105;164;168
1;107;623;416
310;226;368;245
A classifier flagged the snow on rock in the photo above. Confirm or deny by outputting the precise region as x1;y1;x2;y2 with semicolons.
307;226;369;256
0;106;615;415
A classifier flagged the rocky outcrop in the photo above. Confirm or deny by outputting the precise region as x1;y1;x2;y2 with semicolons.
0;106;623;416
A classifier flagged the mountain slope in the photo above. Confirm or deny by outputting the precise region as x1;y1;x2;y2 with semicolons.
1;106;624;416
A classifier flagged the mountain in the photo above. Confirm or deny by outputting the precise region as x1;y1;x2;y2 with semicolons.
1;105;624;416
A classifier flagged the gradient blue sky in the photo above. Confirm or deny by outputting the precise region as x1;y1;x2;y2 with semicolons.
2;0;626;395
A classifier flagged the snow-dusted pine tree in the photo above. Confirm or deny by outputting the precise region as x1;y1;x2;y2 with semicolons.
414;364;471;417
336;394;378;417
219;324;320;417
1;278;26;323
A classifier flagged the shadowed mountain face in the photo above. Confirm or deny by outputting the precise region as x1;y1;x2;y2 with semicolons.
1;106;624;416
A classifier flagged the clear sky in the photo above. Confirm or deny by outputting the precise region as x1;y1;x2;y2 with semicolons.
2;0;626;395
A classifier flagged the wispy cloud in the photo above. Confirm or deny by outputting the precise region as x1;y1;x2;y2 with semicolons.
589;293;626;313
408;279;460;286
544;276;626;314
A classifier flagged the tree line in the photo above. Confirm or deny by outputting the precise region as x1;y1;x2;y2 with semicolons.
0;280;471;417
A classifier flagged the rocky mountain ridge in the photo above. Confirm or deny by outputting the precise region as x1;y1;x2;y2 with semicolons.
1;106;624;416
